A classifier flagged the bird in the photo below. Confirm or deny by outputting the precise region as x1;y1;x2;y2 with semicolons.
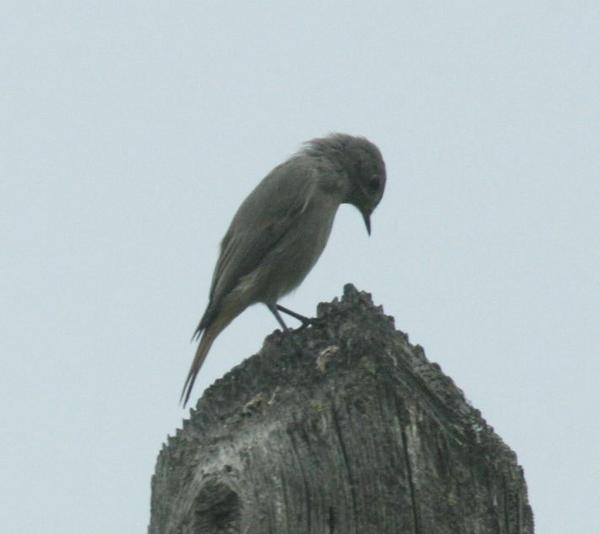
181;133;386;406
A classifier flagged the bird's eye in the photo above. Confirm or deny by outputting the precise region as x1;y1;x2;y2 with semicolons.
367;176;380;191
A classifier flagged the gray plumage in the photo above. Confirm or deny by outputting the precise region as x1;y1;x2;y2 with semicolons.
181;133;386;406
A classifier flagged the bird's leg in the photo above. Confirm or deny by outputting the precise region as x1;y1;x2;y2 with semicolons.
267;304;305;356
267;304;291;333
276;304;321;330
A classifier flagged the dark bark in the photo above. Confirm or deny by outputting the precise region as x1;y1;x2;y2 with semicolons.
149;285;534;534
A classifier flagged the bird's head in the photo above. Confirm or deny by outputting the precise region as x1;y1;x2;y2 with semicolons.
341;136;386;235
307;133;386;234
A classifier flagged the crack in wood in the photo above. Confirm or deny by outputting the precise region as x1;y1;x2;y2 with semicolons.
328;506;336;533
331;406;358;530
503;475;509;533
287;425;313;532
401;426;421;534
517;488;522;534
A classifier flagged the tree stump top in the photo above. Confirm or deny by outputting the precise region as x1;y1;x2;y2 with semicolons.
149;285;534;534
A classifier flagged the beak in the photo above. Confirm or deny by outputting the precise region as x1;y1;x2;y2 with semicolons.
362;211;371;236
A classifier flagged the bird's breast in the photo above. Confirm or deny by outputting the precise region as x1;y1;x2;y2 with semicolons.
256;198;339;304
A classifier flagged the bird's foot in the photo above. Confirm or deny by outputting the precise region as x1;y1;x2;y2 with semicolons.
295;316;323;332
276;304;322;331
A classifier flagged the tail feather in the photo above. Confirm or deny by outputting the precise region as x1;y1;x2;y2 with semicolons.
190;304;215;342
180;325;220;407
181;300;245;407
182;292;248;407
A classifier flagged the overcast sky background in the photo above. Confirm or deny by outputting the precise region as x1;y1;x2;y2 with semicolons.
1;2;599;533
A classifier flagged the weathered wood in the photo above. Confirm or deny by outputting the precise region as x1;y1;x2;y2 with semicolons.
149;285;534;534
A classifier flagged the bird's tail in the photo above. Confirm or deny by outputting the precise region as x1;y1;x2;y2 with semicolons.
180;302;243;407
180;324;220;407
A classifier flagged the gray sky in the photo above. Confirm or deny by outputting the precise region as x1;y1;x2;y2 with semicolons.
1;2;599;533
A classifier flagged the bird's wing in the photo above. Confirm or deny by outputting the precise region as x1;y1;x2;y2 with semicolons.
193;159;316;337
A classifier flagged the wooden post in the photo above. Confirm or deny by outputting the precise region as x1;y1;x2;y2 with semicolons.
149;285;534;534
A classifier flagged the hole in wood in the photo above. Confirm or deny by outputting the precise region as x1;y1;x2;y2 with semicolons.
193;480;241;534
